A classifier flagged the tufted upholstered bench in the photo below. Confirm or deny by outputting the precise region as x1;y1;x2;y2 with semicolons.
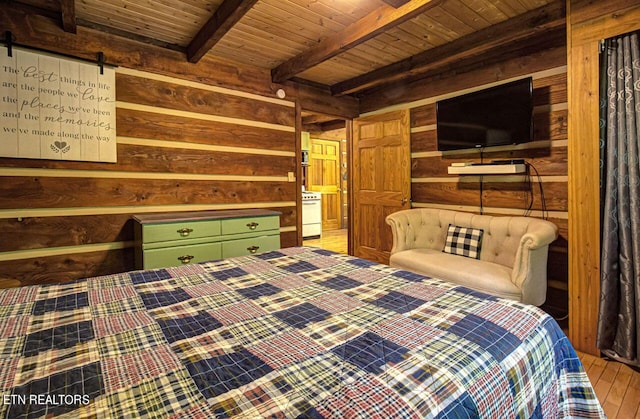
385;208;558;306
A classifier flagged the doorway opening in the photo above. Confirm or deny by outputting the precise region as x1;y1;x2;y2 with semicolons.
300;111;349;254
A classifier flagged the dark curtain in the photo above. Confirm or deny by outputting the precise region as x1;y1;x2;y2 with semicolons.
598;30;640;368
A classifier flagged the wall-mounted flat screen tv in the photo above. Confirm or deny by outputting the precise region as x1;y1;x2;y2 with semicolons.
436;77;533;151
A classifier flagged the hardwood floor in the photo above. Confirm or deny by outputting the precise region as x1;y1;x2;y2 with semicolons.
303;228;640;418
303;228;348;254
579;351;640;418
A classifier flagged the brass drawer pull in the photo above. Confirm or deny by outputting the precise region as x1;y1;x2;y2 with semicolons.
247;245;260;254
177;228;194;237
177;255;194;264
246;222;259;230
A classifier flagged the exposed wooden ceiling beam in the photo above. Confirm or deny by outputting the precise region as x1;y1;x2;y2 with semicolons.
78;18;185;52
331;1;566;96
319;119;346;131
381;0;411;7
363;26;566;101
59;0;76;33
187;0;258;63
3;1;59;23
302;113;339;125
291;81;360;119
302;119;346;134
271;0;444;84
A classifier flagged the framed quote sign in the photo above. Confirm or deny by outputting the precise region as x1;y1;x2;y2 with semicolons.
0;46;116;162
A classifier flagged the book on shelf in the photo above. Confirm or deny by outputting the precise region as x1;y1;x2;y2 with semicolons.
450;162;474;167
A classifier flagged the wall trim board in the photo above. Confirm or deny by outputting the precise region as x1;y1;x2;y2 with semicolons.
116;102;295;132
0;241;135;262
0;167;288;182
548;279;569;291
362;66;568;117
411;140;568;159
117;137;295;157
117;74;295;128
0;224;298;261
550;245;569;254
535;102;569;113
0;202;297;219
116;67;294;107
410;202;569;219
411;125;437;134
412;175;568;183
116;110;295;152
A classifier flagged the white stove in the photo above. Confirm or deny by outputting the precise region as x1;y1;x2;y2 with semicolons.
301;191;321;201
302;191;322;238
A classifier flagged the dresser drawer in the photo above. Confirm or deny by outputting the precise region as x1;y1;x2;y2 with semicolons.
142;220;221;243
221;216;279;235
222;235;280;259
143;242;222;269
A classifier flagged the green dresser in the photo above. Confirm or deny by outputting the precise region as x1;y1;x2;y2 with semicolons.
133;209;281;269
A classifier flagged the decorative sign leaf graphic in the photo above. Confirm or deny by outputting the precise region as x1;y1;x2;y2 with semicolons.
50;141;71;153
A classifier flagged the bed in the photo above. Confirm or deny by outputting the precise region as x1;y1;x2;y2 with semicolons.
0;246;604;418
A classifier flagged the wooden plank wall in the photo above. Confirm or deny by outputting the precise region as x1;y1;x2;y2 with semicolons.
363;46;569;317
0;11;298;288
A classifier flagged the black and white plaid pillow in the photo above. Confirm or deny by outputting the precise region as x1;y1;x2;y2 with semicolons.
442;224;484;259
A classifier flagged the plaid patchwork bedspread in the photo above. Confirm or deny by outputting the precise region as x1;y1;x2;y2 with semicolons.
0;246;604;418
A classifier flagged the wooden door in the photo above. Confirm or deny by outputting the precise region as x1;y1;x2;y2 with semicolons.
309;138;341;230
351;110;410;263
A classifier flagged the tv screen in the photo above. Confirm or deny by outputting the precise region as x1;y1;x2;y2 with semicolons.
436;77;533;151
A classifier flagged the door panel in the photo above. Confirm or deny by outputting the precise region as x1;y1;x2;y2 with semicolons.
382;145;405;191
359;147;376;191
323;193;339;226
309;138;342;231
352;110;410;263
357;204;379;249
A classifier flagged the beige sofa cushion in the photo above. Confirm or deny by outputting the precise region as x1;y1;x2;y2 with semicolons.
390;249;520;301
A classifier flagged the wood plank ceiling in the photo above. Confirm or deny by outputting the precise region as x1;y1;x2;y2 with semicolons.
6;0;565;102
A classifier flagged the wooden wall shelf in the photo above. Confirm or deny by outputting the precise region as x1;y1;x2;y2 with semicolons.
447;164;526;175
